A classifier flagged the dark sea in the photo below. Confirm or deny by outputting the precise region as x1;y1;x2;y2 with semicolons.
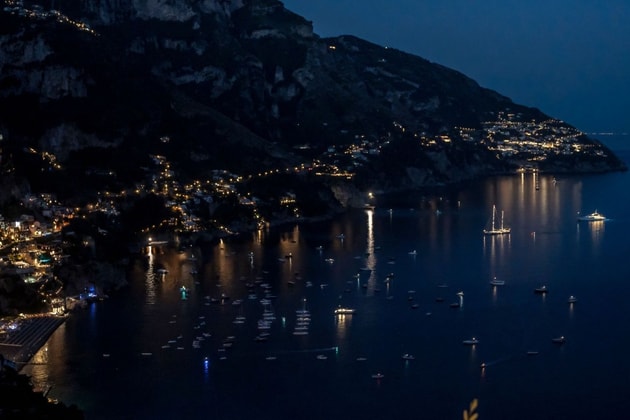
23;135;630;420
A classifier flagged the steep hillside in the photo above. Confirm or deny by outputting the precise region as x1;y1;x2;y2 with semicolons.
0;0;625;207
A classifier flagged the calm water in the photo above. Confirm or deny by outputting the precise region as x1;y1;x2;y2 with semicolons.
24;138;630;420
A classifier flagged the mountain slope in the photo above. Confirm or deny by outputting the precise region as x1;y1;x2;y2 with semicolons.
0;0;625;207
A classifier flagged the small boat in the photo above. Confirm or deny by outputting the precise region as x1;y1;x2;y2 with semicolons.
534;286;548;294
490;277;505;286
552;336;566;344
408;250;417;255
527;351;540;356
356;357;368;361
449;302;460;308
568;295;577;303
371;373;385;379
334;306;356;315
462;337;479;345
402;354;415;360
480;362;486;369
316;354;328;360
577;210;606;222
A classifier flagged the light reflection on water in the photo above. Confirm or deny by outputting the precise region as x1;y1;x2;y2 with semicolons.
145;246;156;305
20;169;630;420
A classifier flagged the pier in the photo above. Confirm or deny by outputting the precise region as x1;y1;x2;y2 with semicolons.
0;315;67;371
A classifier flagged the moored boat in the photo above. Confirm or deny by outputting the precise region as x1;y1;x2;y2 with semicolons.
334;306;356;315
534;286;548;294
483;205;511;235
577;210;606;222
490;277;505;286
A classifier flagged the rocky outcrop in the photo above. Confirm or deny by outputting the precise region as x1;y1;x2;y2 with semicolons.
39;124;120;160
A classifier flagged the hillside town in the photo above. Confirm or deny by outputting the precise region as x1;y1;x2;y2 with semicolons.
0;115;620;316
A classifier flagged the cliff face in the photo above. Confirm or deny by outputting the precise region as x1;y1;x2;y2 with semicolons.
0;0;625;207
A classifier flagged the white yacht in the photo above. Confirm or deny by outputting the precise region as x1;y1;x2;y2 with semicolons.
577;210;606;221
334;306;356;315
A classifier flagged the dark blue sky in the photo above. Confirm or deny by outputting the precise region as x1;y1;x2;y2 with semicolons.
282;0;630;134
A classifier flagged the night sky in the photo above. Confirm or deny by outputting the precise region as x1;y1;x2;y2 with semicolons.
281;0;630;135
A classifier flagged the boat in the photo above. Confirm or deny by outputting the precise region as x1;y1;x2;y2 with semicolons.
490;277;505;286
402;353;415;360
552;336;566;344
334;306;356;315
483;205;511;235
568;295;577;303
577;210;606;222
527;351;540;356
462;337;479;345
534;286;548;294
371;373;385;379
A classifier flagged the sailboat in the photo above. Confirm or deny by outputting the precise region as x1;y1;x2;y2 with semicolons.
483;205;511;235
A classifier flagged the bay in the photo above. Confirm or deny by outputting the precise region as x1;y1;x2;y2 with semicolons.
24;137;630;419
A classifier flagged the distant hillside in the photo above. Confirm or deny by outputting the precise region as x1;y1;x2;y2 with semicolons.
0;0;625;206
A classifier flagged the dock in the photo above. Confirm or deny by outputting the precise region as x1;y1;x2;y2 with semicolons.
0;315;67;371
